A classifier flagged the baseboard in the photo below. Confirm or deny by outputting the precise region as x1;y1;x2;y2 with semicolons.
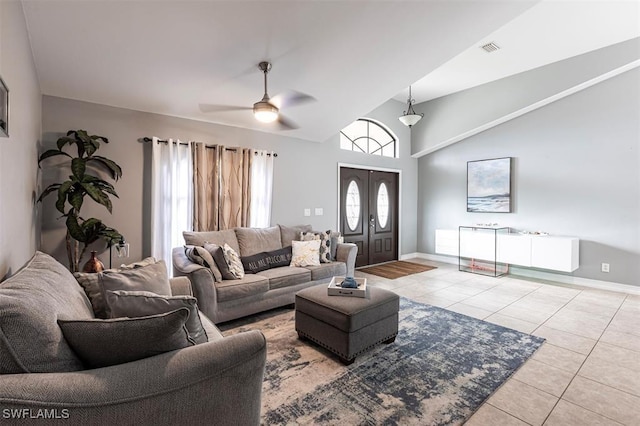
409;253;640;296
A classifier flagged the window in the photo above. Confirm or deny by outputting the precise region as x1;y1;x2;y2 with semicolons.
340;118;398;158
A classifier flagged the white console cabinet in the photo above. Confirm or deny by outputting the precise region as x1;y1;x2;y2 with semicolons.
435;229;579;273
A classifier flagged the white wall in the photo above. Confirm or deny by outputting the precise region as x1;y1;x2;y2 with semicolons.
416;68;640;287
0;1;42;280
41;96;418;268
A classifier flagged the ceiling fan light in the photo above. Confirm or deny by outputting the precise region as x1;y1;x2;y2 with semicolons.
399;114;423;127
253;101;279;123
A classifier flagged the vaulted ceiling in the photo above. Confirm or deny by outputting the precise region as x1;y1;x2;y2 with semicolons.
21;1;640;142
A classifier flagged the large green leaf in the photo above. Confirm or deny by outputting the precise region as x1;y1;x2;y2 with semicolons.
90;156;123;181
69;190;84;211
66;214;86;243
91;135;109;144
38;149;70;165
56;136;76;151
56;181;73;214
71;158;86;180
37;183;61;202
80;182;112;213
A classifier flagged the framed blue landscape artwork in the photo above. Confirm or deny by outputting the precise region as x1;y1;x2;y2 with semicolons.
467;157;512;213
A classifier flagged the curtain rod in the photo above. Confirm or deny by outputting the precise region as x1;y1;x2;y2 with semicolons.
141;137;277;157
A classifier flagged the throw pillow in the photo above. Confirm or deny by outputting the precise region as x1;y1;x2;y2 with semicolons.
74;257;161;319
290;240;321;267
58;308;194;369
97;260;172;317
204;243;237;280
184;245;222;282
301;230;332;263
106;290;208;344
222;243;245;279
241;246;293;274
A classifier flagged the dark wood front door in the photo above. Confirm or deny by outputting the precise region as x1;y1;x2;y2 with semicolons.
340;167;398;267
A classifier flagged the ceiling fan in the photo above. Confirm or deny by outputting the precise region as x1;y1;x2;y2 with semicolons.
199;61;315;130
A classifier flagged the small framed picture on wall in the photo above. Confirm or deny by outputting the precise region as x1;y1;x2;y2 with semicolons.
0;76;8;137
467;157;512;213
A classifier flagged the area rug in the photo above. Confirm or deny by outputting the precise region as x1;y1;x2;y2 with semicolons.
358;260;436;279
221;298;544;425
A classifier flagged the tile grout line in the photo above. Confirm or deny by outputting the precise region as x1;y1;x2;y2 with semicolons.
539;294;630;425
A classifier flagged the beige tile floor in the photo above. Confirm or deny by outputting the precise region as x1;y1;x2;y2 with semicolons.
355;259;640;426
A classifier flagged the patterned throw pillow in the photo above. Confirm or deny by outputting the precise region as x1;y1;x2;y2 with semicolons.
301;230;332;263
241;246;293;274
222;243;245;279
290;240;321;267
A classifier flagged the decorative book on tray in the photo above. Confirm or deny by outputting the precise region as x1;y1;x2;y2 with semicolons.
328;276;367;298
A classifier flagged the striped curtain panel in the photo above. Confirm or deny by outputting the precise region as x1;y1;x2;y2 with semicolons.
219;148;252;229
192;143;221;231
192;145;252;231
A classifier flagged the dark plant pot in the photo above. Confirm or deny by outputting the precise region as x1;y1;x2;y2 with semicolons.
82;251;105;273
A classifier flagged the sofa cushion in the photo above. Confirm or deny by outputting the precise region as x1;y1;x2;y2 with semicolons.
304;262;347;281
58;308;194;369
279;224;312;248
74;256;158;319
235;226;282;257
97;260;172;317
257;266;311;290
183;229;240;253
0;251;93;373
242;246;292;274
216;274;269;302
106;290;208;344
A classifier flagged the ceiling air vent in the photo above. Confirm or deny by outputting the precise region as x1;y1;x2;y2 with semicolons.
481;42;500;53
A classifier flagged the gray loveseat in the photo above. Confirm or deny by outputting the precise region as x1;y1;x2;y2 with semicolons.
173;225;357;324
0;251;266;425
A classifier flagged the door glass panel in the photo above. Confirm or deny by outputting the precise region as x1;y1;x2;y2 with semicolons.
346;180;360;231
377;182;389;228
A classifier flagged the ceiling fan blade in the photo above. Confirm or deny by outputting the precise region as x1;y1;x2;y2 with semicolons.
276;115;299;130
199;104;252;113
271;90;316;109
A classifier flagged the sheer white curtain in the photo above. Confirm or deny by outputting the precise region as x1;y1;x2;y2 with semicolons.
249;150;274;228
151;137;193;275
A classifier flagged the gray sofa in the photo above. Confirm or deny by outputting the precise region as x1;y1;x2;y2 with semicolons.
173;225;358;324
0;251;266;426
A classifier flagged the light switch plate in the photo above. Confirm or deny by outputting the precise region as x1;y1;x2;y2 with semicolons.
315;208;323;216
304;208;311;217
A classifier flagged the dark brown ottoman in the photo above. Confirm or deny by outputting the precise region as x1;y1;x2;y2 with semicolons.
295;284;399;364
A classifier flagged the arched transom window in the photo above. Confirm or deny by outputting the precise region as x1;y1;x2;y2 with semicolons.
340;118;398;158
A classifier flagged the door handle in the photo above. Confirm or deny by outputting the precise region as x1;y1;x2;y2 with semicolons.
370;214;375;228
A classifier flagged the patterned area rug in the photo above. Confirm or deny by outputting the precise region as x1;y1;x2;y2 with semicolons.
358;261;436;279
221;298;544;425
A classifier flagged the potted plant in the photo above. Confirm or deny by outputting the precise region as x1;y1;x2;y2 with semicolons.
38;130;124;272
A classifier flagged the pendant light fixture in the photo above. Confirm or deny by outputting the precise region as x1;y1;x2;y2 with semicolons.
398;85;423;128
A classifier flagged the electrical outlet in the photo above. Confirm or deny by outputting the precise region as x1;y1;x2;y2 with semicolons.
601;263;610;273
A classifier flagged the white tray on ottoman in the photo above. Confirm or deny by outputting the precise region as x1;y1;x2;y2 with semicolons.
327;276;367;298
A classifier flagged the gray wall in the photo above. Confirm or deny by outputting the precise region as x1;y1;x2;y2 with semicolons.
412;37;640;157
416;67;640;286
41;96;418;267
0;1;42;280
